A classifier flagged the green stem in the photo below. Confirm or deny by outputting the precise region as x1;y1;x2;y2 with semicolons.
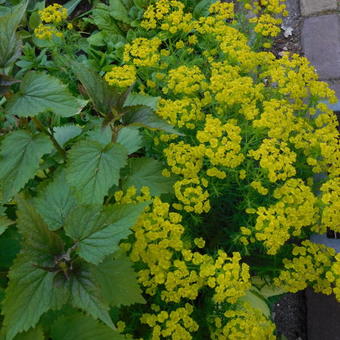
32;117;66;158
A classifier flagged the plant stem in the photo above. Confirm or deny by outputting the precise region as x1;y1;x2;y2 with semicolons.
32;117;66;158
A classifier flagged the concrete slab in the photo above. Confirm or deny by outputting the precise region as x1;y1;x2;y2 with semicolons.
301;0;337;16
302;14;340;79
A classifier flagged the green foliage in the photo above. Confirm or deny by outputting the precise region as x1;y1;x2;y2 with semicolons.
6;72;87;117
0;131;53;202
51;313;125;340
66;140;128;204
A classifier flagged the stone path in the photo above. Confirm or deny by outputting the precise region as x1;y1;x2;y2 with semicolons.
301;0;340;110
297;2;340;339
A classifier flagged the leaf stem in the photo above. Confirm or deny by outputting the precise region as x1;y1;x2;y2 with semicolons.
31;117;66;158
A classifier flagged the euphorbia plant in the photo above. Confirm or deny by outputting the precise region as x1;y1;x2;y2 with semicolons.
0;0;339;339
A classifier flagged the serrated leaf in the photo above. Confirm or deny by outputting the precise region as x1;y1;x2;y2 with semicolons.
0;1;28;68
124;93;160;110
33;171;77;231
64;202;146;264
109;0;131;24
70;263;113;328
0;215;14;236
0;131;53;202
51;313;125;340
116;126;143;154
93;253;145;307
6;72;87;118
122;106;180;135
86;125;112;145
14;326;45;340
123;158;174;195
66;140;128;204
53;125;82;147
2;260;60;340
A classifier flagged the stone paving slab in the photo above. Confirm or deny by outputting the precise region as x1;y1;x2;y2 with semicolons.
302;14;340;79
300;0;337;16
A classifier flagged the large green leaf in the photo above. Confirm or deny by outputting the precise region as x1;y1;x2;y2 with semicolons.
109;0;131;24
69;60;121;115
64;202;146;264
193;0;215;18
116;126;143;154
51;313;125;340
14;327;45;340
69;263;113;328
0;1;28;68
122;106;180;135
66;140;128;204
0;206;14;236
93;253;145;307
2;258;61;340
53;125;82;147
124;93;160;110
33;171;77;231
239;290;271;318
0;131;53;202
6;72;87;117
123;158;174;195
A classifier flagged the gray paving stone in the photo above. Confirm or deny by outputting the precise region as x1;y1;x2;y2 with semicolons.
306;288;340;340
302;14;340;80
301;0;337;16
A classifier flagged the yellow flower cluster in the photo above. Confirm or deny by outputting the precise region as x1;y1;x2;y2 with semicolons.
38;3;67;24
140;304;199;340
141;0;194;33
164;142;204;178
318;178;340;233
243;0;287;38
114;186;151;204
104;65;136;88
211;303;276;340
249;139;296;183
275;241;340;300
250;14;282;37
200;251;251;304
34;24;63;40
197;115;244;169
34;3;69;40
208;1;234;21
244;179;318;254
174;177;210;214
123;37;162;67
163;66;206;96
156;98;204;129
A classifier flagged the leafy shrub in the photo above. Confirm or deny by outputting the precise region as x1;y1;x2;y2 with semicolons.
0;0;339;339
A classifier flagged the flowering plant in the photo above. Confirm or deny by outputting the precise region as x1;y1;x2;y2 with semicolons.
0;0;339;339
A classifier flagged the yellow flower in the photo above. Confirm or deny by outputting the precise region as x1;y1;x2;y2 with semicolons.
104;65;136;88
39;3;67;24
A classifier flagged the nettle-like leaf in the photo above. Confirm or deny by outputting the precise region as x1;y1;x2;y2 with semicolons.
123;157;174;196
51;313;125;340
0;130;53;202
93;253;145;307
12;326;44;340
122;105;180;135
66;140;128;204
64;202;147;264
33;171;77;231
6;72;87;118
124;93;160;111
0;205;14;236
53;125;82;147
0;0;28;68
69;262;113;328
116;126;143;154
2;198;67;340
